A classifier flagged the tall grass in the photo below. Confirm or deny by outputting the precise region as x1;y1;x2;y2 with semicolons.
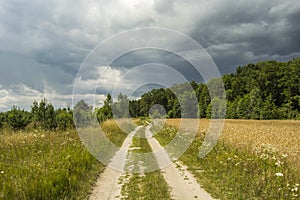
154;119;300;199
0;129;102;200
0;119;134;200
100;119;136;147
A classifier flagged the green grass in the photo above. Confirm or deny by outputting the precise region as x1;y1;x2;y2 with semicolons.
153;125;176;146
0;129;102;200
153;125;300;200
0;119;133;200
121;126;171;200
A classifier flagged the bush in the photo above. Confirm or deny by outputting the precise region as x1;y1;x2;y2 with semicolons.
0;112;4;129
6;106;31;130
56;109;74;131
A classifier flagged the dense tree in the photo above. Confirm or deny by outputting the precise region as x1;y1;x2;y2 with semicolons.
56;108;74;130
73;100;92;127
96;94;113;122
129;99;141;118
198;85;210;118
112;93;130;118
0;112;4;129
206;97;226;119
7;106;31;130
180;90;198;118
167;98;180;118
124;58;300;120
260;94;279;119
31;99;57;129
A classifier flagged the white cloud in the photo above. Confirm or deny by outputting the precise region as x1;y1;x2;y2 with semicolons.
0;83;71;111
73;66;124;92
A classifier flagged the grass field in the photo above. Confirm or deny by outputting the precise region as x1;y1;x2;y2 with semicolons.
0;120;132;200
154;119;300;199
1;119;299;199
0;129;101;200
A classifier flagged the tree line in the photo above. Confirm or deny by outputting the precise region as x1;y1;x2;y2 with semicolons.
97;58;300;121
0;99;74;131
0;58;299;131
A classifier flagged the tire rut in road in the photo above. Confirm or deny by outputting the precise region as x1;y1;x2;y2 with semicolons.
145;125;215;200
89;126;142;200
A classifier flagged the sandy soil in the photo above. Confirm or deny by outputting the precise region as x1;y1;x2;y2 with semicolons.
145;125;215;200
89;126;141;200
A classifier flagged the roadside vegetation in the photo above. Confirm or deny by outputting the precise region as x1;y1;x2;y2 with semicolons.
154;119;300;199
0;129;101;200
0;120;131;200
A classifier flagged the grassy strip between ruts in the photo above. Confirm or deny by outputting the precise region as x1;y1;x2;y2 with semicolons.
120;126;171;200
153;122;300;200
0;119;133;200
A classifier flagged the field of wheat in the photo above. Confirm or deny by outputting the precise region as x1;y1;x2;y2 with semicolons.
166;119;300;170
154;119;300;199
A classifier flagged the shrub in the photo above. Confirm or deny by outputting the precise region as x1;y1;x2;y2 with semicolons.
6;106;31;130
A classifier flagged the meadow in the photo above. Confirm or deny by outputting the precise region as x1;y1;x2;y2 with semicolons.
0;120;131;200
155;119;300;199
1;119;299;199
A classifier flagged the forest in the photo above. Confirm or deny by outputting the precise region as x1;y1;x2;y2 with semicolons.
0;58;299;131
98;58;300;121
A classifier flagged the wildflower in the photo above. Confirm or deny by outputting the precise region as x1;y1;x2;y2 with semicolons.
281;153;288;158
0;171;4;174
275;172;284;177
291;183;299;192
291;187;298;192
260;153;268;160
275;160;282;166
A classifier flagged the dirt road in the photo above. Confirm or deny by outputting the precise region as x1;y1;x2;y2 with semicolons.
89;126;141;200
89;125;215;200
145;125;215;200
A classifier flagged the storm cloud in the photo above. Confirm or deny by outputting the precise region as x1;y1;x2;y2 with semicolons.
0;0;299;110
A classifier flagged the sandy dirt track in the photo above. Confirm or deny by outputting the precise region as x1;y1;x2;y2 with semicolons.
89;125;215;200
145;125;215;200
89;126;141;200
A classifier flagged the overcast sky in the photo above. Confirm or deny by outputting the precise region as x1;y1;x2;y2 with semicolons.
0;0;300;110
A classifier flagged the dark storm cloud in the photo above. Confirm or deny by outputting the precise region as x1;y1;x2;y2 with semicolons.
188;0;300;71
0;0;300;110
34;46;85;75
111;49;204;82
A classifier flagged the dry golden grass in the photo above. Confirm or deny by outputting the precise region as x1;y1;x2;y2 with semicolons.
165;119;300;170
